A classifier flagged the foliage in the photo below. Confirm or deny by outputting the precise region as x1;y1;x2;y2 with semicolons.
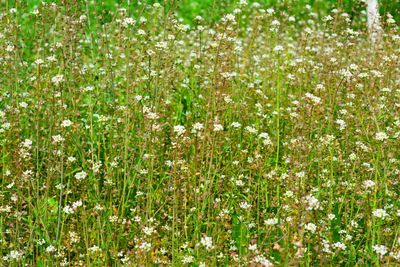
0;1;399;266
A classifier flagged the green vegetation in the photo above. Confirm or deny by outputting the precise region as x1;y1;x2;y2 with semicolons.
0;0;399;266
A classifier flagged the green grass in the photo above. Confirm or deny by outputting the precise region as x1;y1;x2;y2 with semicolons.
0;0;399;266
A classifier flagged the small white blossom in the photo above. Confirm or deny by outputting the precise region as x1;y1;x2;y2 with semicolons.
173;125;186;136
375;132;389;141
373;245;388;256
200;235;213;251
305;223;317;233
75;171;87;181
372;209;388;219
61;119;73;127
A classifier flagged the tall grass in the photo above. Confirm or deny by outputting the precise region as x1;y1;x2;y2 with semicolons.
0;1;399;266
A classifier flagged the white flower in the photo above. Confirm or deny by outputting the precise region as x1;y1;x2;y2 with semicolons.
363;180;375;188
335;119;346;130
83;86;94;92
52;134;64;143
239;201;251;210
333;242;347;250
349;153;357;160
22;139;33;148
143;226;155;236
19;102;28;108
75;171;87;181
67;156;76;163
61;119;73;127
137;29;146;36
253;255;273;266
245;126;257;134
248;244;257;251
88;245;102;253
305;223;317;233
213;124;224;132
265;218;278;226
304;92;321;104
373;245;388;256
224;14;235;22
375;132;389;141
173;125;186;136
305;195;320;210
46;245;56;253
72;200;82;209
259;132;270;139
7;250;23;261
63;205;74;214
231;122;241;128
327;214;336;220
372;209;388;219
52;74;64;86
192;122;204;133
122;17;135;27
200;235;213;251
274;45;284;52
182;255;194;264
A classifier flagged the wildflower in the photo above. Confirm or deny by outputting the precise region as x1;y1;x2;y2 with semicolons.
200;235;213;251
373;245;388;256
173;125;186;136
52;134;64;144
6;250;23;261
245;126;257;134
34;59;44;65
327;214;336;220
305;195;320;210
335;119;346;130
372;209;388;219
137;29;146;36
192;122;204;133
349;153;357;160
182;255;194;264
239;201;251;210
253;255;273;266
75;171;87;181
213;124;224;132
61;119;72;127
72;200;82;209
83;86;94;92
248;244;257;251
224;14;235;22
79;15;87;23
363;180;375;188
19;102;28;108
143;226;155;236
274;45;284;52
88;245;101;253
333;242;347;251
67;156;76;163
22;139;33;149
304;92;321;105
305;223;317;233
46;245;56;253
375;132;389;141
265;218;278;226
231;122;241;128
52;74;64;86
63;205;74;214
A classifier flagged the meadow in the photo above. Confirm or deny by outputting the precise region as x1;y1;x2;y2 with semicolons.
0;0;399;266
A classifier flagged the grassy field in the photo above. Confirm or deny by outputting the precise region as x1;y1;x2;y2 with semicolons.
0;0;400;266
